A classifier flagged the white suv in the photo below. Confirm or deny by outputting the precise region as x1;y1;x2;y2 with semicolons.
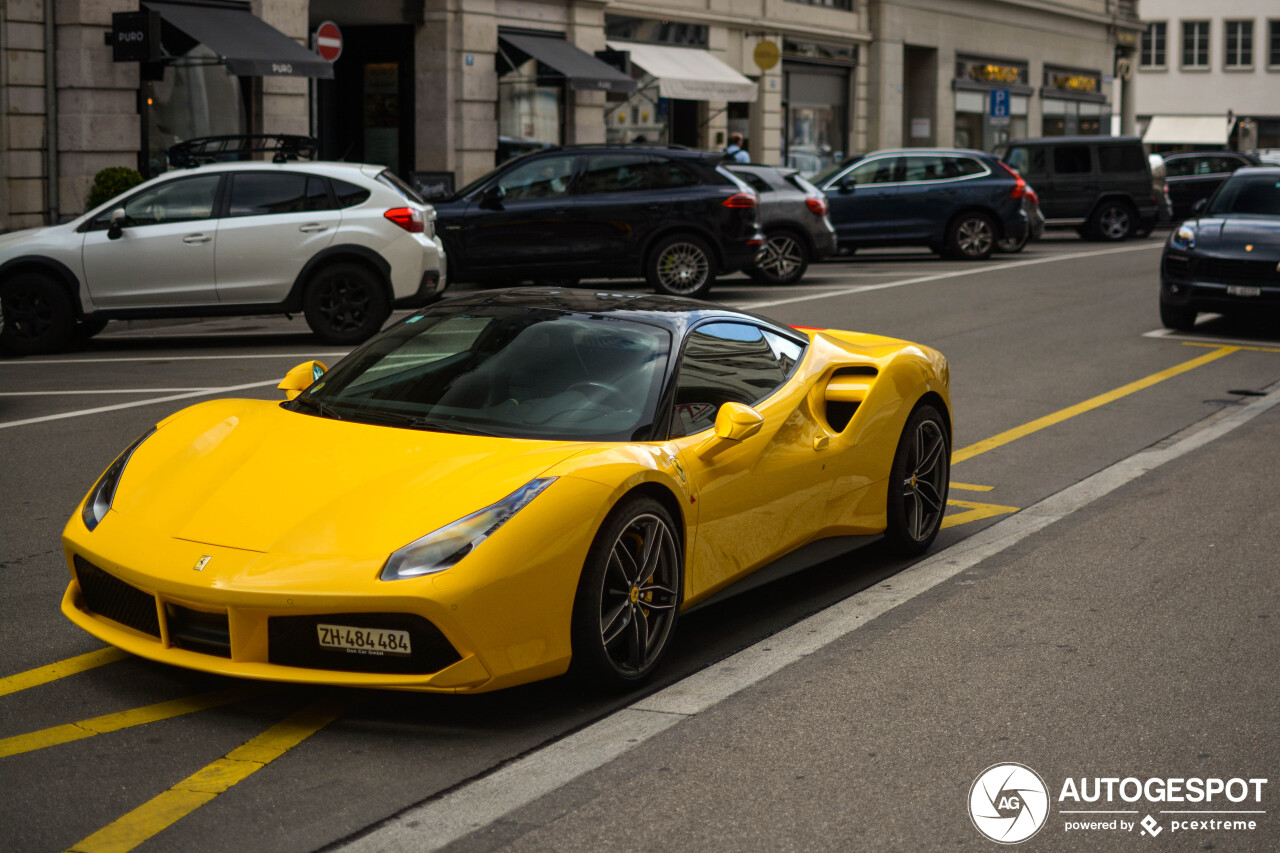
0;157;447;354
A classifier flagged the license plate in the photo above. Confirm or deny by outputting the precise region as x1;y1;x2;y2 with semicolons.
1227;285;1261;297
317;624;411;657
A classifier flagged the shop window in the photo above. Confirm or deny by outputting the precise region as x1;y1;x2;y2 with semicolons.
498;58;564;163
1141;22;1167;67
145;44;246;176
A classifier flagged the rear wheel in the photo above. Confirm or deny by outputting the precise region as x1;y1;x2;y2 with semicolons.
1159;299;1197;331
996;228;1030;253
646;234;715;298
884;404;950;556
944;213;996;260
0;273;76;355
749;231;810;285
302;263;390;345
1090;201;1135;241
570;496;682;687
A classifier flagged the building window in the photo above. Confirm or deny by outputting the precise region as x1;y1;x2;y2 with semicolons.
1140;22;1167;67
784;0;853;9
1271;20;1280;67
1224;20;1253;67
1182;21;1210;68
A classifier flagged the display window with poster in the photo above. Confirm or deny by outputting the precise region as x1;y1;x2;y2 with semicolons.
1040;66;1109;136
951;55;1030;152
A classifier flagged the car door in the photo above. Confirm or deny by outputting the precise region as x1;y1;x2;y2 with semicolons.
666;322;832;599
1045;144;1097;221
458;154;582;275
570;153;673;269
822;155;903;245
79;173;223;308
214;172;341;304
894;154;989;241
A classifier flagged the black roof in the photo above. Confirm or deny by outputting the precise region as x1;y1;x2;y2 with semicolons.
423;287;803;340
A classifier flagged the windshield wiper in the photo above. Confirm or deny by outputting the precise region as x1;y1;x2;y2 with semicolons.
346;409;503;436
291;395;344;420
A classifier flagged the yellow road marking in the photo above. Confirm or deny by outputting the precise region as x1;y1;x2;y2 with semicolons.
1181;341;1280;354
0;686;266;759
0;647;128;697
952;346;1239;464
66;698;352;853
942;499;1021;529
949;482;994;492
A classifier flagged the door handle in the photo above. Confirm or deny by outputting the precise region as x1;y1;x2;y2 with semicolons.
299;224;328;233
182;233;211;244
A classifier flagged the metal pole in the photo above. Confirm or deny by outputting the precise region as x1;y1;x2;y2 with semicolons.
44;0;59;224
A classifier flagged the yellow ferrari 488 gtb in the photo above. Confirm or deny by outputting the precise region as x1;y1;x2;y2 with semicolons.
62;289;951;692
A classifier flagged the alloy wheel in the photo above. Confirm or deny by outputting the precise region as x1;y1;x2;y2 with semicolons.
1098;206;1131;240
597;512;680;675
759;235;803;281
3;284;55;342
656;243;710;295
901;418;948;542
956;217;993;258
313;276;372;335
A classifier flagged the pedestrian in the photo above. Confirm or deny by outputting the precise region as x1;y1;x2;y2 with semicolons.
725;133;750;163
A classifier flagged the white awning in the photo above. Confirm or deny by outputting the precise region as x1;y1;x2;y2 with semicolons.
606;41;758;102
1142;115;1232;146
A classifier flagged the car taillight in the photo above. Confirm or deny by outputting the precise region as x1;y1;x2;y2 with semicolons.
805;196;828;216
722;192;758;209
384;207;424;233
1025;187;1039;205
998;161;1026;199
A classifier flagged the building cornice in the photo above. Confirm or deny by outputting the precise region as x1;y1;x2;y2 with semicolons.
603;1;872;44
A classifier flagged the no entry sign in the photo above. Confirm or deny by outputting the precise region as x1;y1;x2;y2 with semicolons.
315;21;342;62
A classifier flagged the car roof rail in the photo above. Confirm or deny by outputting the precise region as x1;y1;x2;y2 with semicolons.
167;134;319;168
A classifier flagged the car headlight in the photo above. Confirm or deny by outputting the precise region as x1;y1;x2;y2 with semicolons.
380;478;556;580
82;428;156;531
1170;223;1196;250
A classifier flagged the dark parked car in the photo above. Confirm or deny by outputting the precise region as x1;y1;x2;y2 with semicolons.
1159;166;1280;330
812;149;1029;260
727;164;837;284
1162;151;1262;221
432;145;764;298
997;184;1045;253
1001;136;1168;240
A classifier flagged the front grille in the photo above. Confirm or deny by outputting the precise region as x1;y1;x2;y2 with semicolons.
73;555;160;638
166;604;231;657
1163;254;1191;278
1191;256;1278;286
268;612;461;675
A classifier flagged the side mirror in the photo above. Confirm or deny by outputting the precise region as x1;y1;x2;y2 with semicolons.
278;360;328;400
837;176;856;193
712;402;764;442
480;185;506;208
1191;198;1207;216
107;208;126;240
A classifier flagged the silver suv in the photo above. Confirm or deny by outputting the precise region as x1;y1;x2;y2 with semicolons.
0;154;447;355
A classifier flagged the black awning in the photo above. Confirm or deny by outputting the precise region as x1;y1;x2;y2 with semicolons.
144;0;333;79
499;33;637;93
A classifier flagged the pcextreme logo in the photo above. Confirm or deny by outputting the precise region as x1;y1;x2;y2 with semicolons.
969;764;1269;844
969;763;1050;844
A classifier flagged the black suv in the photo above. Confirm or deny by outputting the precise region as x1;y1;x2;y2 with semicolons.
431;146;764;298
1001;136;1168;240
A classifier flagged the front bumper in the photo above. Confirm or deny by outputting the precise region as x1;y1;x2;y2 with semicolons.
1160;250;1280;312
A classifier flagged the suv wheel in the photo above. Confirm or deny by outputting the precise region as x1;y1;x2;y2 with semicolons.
749;231;809;285
1090;201;1134;241
0;273;76;355
647;235;716;298
302;263;391;345
996;229;1030;253
945;213;996;260
1159;299;1197;331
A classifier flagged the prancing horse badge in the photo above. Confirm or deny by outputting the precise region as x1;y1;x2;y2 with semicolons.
193;555;212;572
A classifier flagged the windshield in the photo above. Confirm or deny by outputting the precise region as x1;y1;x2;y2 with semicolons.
293;306;672;441
811;155;860;187
1207;174;1280;216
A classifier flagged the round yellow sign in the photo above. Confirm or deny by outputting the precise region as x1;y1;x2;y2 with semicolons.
753;40;780;71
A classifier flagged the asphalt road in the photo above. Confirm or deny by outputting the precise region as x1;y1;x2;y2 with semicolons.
2;234;1277;853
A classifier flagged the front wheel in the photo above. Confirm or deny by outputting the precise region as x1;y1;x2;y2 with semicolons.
884;404;950;556
749;231;810;285
1090;201;1134;241
302;263;390;345
646;235;716;298
945;213;996;260
0;273;76;355
570;496;682;687
1159;299;1197;331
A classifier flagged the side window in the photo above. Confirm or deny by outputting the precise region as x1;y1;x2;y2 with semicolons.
648;157;698;189
496;155;576;200
581;154;654;194
902;156;947;183
1005;146;1047;178
1098;146;1145;174
845;156;900;185
1164;157;1192;178
1052;146;1092;175
946;157;986;178
1208;156;1241;174
227;173;313;217
331;178;371;208
736;172;773;194
305;176;333;211
671;322;793;437
95;175;221;229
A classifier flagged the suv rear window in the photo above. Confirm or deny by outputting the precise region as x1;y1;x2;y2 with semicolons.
1098;145;1146;174
377;170;426;205
331;179;372;208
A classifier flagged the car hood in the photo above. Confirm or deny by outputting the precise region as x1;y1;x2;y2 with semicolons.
1189;215;1280;257
109;399;592;556
0;226;48;250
